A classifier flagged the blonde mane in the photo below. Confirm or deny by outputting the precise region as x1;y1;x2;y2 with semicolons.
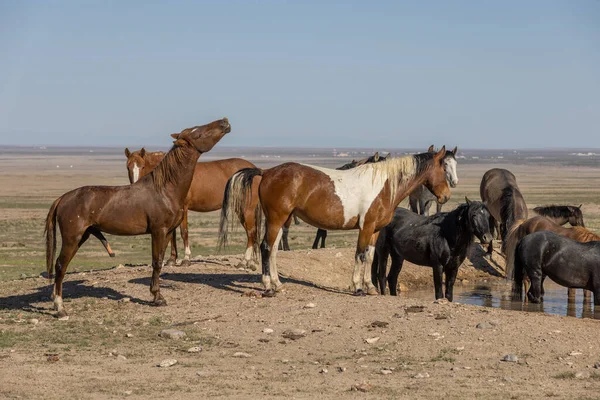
352;155;418;202
572;226;600;242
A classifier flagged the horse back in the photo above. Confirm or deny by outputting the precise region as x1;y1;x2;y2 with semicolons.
187;158;256;212
480;168;522;220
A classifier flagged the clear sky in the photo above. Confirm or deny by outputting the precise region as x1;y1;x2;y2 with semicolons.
1;1;599;149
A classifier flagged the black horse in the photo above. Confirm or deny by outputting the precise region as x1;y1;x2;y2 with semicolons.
371;198;493;301
311;152;388;249
533;204;584;227
513;230;600;305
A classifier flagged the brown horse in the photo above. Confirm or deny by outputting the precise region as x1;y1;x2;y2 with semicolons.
504;215;600;301
45;118;231;317
219;148;452;296
125;148;258;268
479;168;528;255
533;204;584;227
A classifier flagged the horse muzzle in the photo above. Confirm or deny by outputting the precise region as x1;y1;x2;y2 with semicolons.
480;233;493;244
221;118;231;134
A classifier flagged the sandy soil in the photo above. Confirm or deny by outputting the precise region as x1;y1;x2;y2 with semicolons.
1;247;600;400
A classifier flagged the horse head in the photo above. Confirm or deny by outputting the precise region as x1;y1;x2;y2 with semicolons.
171;117;231;153
465;197;493;244
422;146;451;204
125;147;148;183
428;145;459;188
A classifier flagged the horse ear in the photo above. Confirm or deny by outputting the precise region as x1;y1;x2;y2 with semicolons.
453;146;458;155
465;196;471;205
124;148;131;158
434;146;446;160
578;204;582;209
171;133;180;140
374;152;379;161
428;145;434;152
140;148;146;158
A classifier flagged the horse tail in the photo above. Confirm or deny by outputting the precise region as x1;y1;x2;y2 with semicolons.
504;219;527;280
512;238;525;298
218;168;264;256
44;196;62;281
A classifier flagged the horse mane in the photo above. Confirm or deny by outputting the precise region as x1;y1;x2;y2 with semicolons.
572;226;600;242
499;187;519;240
533;205;574;219
150;143;191;190
354;153;431;202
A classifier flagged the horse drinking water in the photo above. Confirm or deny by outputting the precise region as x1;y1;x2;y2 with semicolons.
219;147;452;296
372;198;492;300
45;118;231;317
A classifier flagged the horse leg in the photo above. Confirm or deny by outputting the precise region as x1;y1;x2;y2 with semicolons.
260;217;287;296
179;207;192;267
293;214;300;225
387;251;404;296
150;230;169;306
164;230;177;267
53;231;87;318
351;228;377;296
240;198;259;271
444;262;460;302
526;268;542;304
374;242;389;295
321;229;327;248
281;214;292;251
436;202;443;214
409;196;419;214
89;228;115;257
422;200;433;217
312;229;322;250
361;232;379;295
432;263;444;300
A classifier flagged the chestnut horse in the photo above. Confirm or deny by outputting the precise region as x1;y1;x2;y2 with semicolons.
504;215;600;301
219;147;451;296
533;204;584;227
479;168;528;256
125;148;258;268
45;118;231;317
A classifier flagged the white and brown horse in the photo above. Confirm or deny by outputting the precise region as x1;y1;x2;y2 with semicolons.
125;149;261;269
219;148;452;296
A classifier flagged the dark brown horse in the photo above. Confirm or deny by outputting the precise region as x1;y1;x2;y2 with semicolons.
45;118;231;317
504;215;600;301
479;168;528;255
125;149;258;268
533;204;584;227
219;148;452;296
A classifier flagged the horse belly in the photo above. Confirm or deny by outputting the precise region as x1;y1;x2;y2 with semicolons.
544;254;589;289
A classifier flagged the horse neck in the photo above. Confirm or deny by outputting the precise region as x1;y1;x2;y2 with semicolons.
151;144;200;200
441;205;473;251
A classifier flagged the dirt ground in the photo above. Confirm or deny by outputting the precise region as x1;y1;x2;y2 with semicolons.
1;149;600;399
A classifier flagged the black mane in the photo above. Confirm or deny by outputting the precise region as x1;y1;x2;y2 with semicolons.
533;205;577;219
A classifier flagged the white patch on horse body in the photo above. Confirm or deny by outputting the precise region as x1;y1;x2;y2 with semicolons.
243;246;253;262
54;295;63;312
184;246;191;260
444;158;459;187
132;164;141;183
302;164;390;228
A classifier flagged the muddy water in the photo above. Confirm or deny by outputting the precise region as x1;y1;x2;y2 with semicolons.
404;281;598;319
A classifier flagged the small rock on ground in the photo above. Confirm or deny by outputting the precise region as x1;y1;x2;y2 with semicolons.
380;369;393;375
157;359;178;368
263;328;274;334
282;329;306;340
413;373;430;379
501;354;518;363
304;303;316;309
160;329;186;340
371;321;388;328
351;383;372;392
232;352;252;358
365;337;380;344
476;322;497;329
187;346;202;353
29;319;39;325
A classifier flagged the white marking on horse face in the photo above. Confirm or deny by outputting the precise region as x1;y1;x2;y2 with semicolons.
304;164;387;229
444;158;458;188
191;128;198;133
132;163;141;183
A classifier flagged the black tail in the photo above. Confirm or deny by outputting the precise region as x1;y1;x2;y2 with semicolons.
218;168;263;256
512;239;525;299
44;196;62;281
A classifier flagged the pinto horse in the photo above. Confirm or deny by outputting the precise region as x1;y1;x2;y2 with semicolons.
533;204;584;227
479;168;528;256
513;231;600;306
125;148;258;269
45;118;231;317
311;152;389;250
408;145;459;216
371;198;492;300
504;215;599;301
219;147;451;296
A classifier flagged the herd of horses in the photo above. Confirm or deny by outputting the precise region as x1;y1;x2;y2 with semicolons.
43;118;600;318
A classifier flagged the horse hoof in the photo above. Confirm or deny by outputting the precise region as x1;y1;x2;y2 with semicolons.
353;289;366;297
56;310;68;319
262;289;276;298
274;285;285;293
109;253;116;258
366;287;379;296
165;259;176;267
179;259;191;268
153;298;168;307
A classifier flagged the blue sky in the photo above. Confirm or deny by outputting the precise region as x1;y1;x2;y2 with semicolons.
0;1;599;148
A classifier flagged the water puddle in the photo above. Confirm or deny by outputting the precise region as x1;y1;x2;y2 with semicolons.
403;281;598;319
